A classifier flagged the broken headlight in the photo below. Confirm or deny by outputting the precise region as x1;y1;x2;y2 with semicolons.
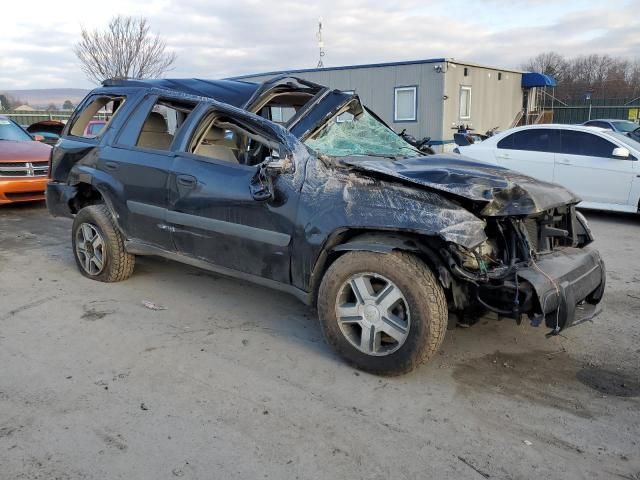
459;239;498;272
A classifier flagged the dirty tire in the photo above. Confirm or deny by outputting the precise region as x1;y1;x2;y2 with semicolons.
72;205;135;282
318;251;447;376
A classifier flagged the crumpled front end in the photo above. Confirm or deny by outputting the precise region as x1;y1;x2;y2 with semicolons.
341;155;582;217
442;205;605;332
517;246;605;331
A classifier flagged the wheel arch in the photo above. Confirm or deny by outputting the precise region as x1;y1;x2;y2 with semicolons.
307;228;453;307
68;181;104;214
68;173;127;239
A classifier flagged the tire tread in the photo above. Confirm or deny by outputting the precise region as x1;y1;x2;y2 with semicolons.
317;250;448;375
72;204;135;282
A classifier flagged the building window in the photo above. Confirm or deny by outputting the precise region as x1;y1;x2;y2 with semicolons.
459;86;471;120
464;67;469;77
270;106;295;124
394;86;417;122
498;72;502;81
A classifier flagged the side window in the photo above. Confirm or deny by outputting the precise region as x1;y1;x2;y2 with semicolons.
135;98;196;151
188;113;278;167
560;130;617;158
394;86;417;122
69;95;125;139
336;90;355;123
255;91;317;125
498;129;558;152
269;106;296;124
497;133;514;149
459;86;471;120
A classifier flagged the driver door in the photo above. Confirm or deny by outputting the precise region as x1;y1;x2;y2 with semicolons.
167;106;299;284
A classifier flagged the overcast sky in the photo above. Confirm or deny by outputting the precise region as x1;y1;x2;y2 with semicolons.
1;0;638;90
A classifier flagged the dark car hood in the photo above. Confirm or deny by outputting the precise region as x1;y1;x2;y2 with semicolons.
341;154;580;216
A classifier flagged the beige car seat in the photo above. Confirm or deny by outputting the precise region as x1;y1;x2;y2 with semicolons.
195;127;239;163
137;112;173;150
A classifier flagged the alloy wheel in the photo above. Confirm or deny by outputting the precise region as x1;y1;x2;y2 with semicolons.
335;272;410;356
75;223;106;276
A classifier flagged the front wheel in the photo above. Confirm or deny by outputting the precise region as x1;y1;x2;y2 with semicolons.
318;251;447;375
72;205;135;282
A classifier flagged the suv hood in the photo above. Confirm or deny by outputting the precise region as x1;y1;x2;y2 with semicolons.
341;154;580;217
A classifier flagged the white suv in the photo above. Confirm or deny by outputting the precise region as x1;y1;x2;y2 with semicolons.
455;124;640;214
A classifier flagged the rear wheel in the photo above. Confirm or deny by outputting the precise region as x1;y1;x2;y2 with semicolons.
72;205;135;282
318;251;447;375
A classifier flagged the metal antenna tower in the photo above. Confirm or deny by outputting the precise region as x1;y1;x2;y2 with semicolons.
316;18;325;68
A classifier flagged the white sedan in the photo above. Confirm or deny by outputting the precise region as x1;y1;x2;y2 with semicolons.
454;124;640;214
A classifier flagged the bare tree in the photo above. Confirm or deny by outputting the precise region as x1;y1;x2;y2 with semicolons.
521;52;569;83
523;51;640;100
75;16;177;85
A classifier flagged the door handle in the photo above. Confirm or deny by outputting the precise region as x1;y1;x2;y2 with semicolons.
177;174;197;188
104;161;119;171
557;158;572;165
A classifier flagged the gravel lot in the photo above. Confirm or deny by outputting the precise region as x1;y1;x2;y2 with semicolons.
1;202;638;479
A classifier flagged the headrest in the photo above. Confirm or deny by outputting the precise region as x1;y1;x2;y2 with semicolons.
142;112;168;133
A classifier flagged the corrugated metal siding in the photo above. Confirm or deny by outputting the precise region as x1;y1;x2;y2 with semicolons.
238;63;446;144
240;61;524;150
443;65;523;142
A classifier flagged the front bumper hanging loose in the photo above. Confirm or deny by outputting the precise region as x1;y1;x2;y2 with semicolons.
516;246;605;331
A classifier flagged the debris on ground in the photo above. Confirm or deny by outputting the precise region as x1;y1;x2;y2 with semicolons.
142;300;167;311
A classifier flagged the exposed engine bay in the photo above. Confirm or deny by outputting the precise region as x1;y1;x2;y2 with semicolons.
442;206;603;333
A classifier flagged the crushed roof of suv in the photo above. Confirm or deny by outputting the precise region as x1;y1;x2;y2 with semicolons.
102;78;260;108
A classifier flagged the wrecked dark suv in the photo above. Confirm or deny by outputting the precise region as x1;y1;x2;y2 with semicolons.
46;76;605;375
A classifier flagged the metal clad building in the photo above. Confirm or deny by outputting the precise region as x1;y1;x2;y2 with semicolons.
231;58;524;150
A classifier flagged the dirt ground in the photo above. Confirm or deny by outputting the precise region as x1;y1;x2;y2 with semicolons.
0;202;638;480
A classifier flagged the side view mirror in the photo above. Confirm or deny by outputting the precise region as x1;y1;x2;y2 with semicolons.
32;134;45;142
264;154;295;176
612;147;630;159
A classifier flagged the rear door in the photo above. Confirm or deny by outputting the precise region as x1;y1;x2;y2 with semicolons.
105;94;197;249
493;129;559;182
554;129;634;205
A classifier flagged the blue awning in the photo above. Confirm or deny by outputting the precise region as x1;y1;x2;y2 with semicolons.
522;72;557;88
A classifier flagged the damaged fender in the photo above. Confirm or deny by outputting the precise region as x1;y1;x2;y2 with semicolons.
291;156;487;293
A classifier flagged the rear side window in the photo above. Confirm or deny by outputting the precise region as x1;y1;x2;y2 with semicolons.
497;129;559;152
560;130;617;158
69;95;125;138
134;98;197;151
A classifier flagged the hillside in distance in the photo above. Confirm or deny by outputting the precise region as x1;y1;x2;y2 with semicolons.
1;88;90;109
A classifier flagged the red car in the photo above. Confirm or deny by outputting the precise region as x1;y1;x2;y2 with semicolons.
84;120;106;137
0;116;51;204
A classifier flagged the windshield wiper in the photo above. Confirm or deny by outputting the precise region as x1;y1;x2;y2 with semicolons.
353;153;403;159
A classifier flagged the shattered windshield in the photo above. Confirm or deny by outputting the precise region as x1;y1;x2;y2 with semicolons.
304;104;421;159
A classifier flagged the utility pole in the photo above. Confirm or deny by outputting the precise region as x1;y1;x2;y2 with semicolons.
316;18;325;68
